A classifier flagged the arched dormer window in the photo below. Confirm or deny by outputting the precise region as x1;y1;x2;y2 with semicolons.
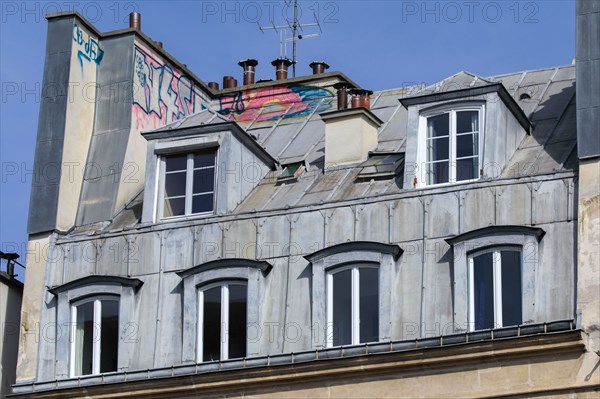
177;259;272;364
305;242;402;348
48;276;143;379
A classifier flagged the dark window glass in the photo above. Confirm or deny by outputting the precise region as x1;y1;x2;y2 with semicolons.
501;250;522;326
359;268;379;343
427;113;449;138
203;287;221;362
427;161;450;185
164;171;187;197
228;285;247;359
194;151;216;168
192;193;214;214
193;169;215;194
456;111;478;134
457;133;478;158
474;252;494;330
427;137;449;161
456;157;478;181
100;300;119;373
75;301;94;376
165;154;187;172
163;197;186;217
332;269;352;346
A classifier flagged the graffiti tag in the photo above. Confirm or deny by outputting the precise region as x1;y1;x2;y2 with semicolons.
73;24;103;68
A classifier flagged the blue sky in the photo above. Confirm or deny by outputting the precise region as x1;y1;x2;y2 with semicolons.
0;0;575;274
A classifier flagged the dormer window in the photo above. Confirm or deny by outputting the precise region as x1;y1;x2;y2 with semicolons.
160;149;216;218
418;105;484;186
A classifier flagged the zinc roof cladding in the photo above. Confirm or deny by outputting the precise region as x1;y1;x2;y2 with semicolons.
98;65;576;232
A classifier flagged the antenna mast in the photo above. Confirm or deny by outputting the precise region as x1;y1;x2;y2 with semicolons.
259;0;322;78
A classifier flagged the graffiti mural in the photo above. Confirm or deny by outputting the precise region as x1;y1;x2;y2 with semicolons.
218;85;333;122
73;23;103;69
133;46;207;131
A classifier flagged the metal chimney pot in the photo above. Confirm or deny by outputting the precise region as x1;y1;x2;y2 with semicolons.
271;58;293;80
208;82;220;91
309;61;330;75
129;12;141;30
223;76;236;89
238;59;259;85
333;83;350;110
351;89;373;110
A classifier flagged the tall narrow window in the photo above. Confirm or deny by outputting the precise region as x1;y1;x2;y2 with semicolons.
70;297;119;376
469;247;522;330
198;282;247;362
161;149;216;218
327;266;379;347
423;107;482;186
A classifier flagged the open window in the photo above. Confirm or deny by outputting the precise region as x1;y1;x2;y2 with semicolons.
70;296;119;376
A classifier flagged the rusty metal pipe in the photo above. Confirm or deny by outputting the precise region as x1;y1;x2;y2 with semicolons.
129;12;141;30
238;59;258;85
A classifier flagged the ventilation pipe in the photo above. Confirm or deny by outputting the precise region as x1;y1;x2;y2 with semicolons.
351;89;373;110
222;76;237;89
129;12;141;30
238;59;259;85
309;61;330;75
208;82;219;91
333;82;350;110
271;58;293;80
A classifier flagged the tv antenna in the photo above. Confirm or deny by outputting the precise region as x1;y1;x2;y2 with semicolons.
259;0;322;77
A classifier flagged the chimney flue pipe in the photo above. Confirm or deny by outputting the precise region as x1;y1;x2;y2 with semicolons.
208;82;219;91
271;58;293;80
351;89;373;110
223;76;236;89
333;83;350;110
129;12;141;30
238;59;259;85
309;61;330;75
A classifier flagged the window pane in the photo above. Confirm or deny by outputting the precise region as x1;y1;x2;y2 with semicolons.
203;287;221;362
194;151;216;168
359;268;379;343
228;285;247;359
192;193;214;214
457;133;478;158
501;251;523;327
75;302;94;376
100;300;119;373
457;111;478;133
474;253;494;330
193;168;215;194
163;197;186;217
427;137;449;162
165;154;187;172
456;157;478;181
164;171;186;197
427;113;449;138
426;161;449;185
332;270;352;346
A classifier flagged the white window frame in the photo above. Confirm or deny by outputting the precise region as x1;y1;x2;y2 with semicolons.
197;280;247;363
467;246;523;331
69;295;120;377
417;103;485;188
326;264;379;347
158;149;218;220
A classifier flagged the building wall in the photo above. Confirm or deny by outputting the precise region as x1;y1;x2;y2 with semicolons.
0;274;23;397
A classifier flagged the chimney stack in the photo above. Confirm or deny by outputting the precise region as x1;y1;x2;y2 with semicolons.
309;61;330;75
222;76;237;89
238;59;259;85
208;82;219;91
351;89;373;110
271;58;293;80
129;12;141;30
333;83;350;110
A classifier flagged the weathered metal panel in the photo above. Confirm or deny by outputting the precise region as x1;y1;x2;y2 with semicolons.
325;207;353;246
257;215;291;260
461;188;495;233
278;120;325;161
531;81;575;121
425;193;459;239
258;257;287;355
291;211;325;255
96;236;128;276
282;257;312;351
393;240;423;340
153;272;183;367
496;183;532;225
128;232;161;276
128;274;158;369
356;202;389;243
162;227;194;272
61;241;96;281
532;179;569;224
222;219;257;259
391;197;424;243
